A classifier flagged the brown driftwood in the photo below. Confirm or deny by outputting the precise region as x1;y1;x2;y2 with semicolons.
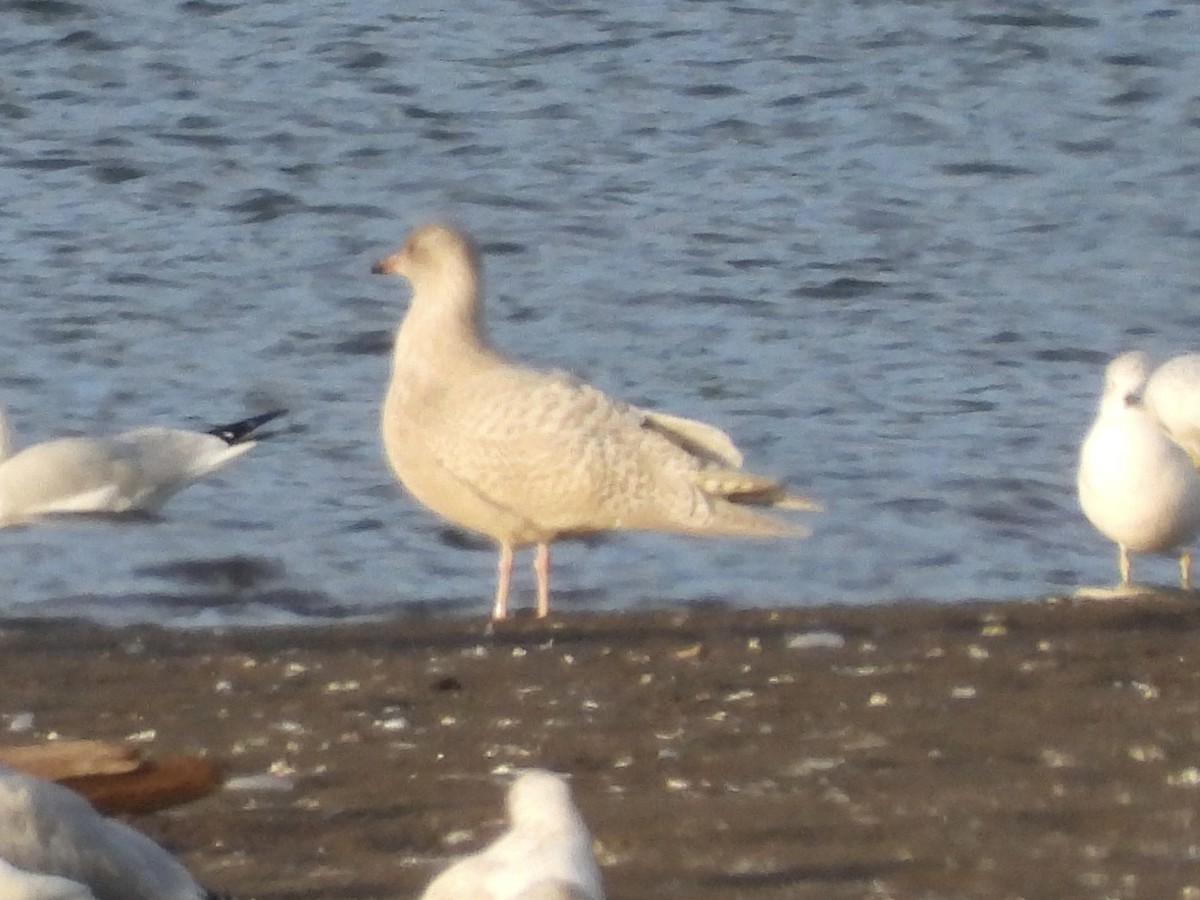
0;740;141;780
0;740;224;815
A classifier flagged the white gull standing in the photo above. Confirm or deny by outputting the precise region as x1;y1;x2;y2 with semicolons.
373;222;821;620
0;765;228;900
419;770;604;900
1077;350;1200;591
0;406;284;527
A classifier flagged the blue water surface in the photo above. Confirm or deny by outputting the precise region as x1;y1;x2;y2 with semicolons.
2;0;1198;624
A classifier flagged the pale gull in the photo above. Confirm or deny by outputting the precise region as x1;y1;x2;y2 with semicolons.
0;765;228;900
0;407;284;527
419;770;604;900
1143;352;1200;464
1076;351;1200;591
373;222;821;619
0;857;98;900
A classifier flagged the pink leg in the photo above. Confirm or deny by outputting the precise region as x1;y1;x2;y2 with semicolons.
1118;545;1131;586
534;543;550;618
493;544;514;620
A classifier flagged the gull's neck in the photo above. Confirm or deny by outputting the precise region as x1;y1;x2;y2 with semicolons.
393;264;494;370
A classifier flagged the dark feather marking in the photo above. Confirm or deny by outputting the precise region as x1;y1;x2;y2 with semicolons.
206;409;287;445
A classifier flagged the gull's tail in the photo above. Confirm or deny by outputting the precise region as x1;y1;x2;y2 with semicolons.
206;409;287;445
699;468;825;513
680;469;824;538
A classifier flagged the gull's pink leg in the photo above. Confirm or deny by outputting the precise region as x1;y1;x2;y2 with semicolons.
493;544;514;620
1118;545;1131;586
534;542;551;618
1181;551;1193;590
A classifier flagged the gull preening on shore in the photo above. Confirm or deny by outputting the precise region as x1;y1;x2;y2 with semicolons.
0;407;284;527
419;770;604;900
0;765;228;900
1077;350;1200;592
373;222;821;620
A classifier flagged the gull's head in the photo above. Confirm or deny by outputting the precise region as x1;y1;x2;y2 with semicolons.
506;770;577;831
1104;350;1151;407
371;222;477;288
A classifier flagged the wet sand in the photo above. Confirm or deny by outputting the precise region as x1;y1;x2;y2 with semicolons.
4;594;1200;899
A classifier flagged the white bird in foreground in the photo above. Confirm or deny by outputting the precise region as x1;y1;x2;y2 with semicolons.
1077;350;1200;590
0;857;99;900
1144;352;1200;464
0;407;284;527
419;770;604;900
373;222;821;620
0;765;229;900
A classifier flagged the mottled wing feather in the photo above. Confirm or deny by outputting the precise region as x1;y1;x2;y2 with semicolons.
422;368;713;534
639;410;743;468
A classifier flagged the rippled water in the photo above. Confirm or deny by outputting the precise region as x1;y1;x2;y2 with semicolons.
2;0;1198;624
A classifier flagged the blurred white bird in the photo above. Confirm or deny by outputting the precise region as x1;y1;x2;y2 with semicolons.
1077;351;1200;589
0;765;229;900
0;407;284;526
1143;352;1200;464
419;770;604;900
0;856;99;900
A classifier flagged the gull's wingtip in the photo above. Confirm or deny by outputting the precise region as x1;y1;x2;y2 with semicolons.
206;409;288;445
776;493;825;513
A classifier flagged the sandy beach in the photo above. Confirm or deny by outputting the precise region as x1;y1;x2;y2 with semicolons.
4;595;1200;899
